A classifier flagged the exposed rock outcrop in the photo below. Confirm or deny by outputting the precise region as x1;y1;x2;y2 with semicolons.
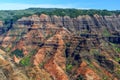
0;14;120;80
0;21;3;26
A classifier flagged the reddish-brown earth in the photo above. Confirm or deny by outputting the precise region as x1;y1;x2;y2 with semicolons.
0;14;120;80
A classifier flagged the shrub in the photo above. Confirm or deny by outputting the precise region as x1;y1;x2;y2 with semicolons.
11;49;24;57
110;43;120;53
115;57;120;62
103;29;110;37
66;64;73;72
5;47;11;52
19;56;31;66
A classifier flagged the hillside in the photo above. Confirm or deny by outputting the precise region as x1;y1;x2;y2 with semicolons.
0;8;120;22
0;8;120;80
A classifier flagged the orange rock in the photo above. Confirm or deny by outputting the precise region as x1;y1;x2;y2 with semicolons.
33;47;46;65
40;14;50;21
77;61;101;80
13;55;20;63
44;59;68;80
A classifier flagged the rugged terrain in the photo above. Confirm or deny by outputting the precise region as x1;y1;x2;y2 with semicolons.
0;11;120;80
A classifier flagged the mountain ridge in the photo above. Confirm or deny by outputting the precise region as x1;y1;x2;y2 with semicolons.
1;8;120;22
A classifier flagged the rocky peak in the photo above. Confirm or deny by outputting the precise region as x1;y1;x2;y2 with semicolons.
40;14;50;21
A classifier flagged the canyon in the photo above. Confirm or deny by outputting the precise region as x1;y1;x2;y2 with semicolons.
0;12;120;80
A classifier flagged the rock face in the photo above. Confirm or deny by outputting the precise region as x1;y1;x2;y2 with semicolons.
77;61;100;80
44;32;69;80
16;14;120;36
0;21;4;35
0;14;120;80
0;21;3;27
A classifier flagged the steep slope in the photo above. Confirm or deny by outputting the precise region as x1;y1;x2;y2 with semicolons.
0;14;120;80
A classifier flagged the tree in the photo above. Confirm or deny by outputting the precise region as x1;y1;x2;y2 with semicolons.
11;49;24;57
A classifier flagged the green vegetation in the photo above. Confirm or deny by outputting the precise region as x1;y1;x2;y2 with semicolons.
5;47;11;52
19;49;37;66
103;29;111;37
90;49;100;55
1;8;120;23
30;49;37;55
103;76;109;80
66;64;73;72
19;55;31;66
86;60;95;69
115;47;120;53
39;62;45;68
35;9;120;18
11;49;24;57
0;8;55;22
115;57;120;62
65;42;71;47
110;43;120;53
46;33;54;39
116;66;120;75
115;65;120;78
